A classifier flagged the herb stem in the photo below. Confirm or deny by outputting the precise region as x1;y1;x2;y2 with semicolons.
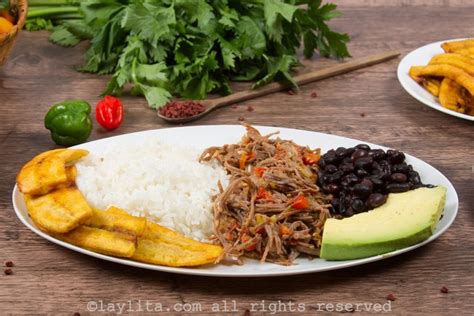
28;0;81;6
27;7;79;19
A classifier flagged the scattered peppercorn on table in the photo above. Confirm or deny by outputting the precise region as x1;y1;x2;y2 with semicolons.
0;1;472;314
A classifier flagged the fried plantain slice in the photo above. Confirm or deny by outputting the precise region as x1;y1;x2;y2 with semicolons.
85;207;147;237
17;149;89;195
454;47;474;58
132;238;221;267
409;64;474;95
132;221;223;267
441;39;474;53
429;53;474;76
439;78;466;112
25;187;93;234
55;226;136;258
420;78;441;96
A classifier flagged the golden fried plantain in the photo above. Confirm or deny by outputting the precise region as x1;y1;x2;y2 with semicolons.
25;187;93;234
17;149;88;195
439;78;466;112
421;78;441;96
85;207;147;237
133;238;221;267
132;221;223;267
441;39;474;53
56;226;136;257
429;53;474;76
454;47;474;58
409;64;474;95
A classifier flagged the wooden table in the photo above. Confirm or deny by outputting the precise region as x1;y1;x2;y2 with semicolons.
1;1;473;314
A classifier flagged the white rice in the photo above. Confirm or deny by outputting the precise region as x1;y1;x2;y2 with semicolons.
75;139;229;241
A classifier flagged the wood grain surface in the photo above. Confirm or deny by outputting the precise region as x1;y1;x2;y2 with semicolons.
1;2;473;315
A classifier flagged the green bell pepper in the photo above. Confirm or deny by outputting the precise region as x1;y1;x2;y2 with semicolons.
44;100;93;146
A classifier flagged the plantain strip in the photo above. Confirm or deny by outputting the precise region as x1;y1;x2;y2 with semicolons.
409;64;474;96
25;187;93;234
429;53;474;76
439;78;466;112
441;39;474;53
55;226;136;258
17;149;88;195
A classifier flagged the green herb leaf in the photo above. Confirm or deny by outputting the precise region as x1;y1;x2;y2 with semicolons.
49;25;81;47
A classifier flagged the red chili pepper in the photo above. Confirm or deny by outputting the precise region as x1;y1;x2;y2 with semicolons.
291;194;309;209
95;96;124;131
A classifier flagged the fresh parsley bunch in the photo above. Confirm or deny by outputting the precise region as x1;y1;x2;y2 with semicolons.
51;0;350;108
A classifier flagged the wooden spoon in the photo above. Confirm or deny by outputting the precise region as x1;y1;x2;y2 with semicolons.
157;50;401;123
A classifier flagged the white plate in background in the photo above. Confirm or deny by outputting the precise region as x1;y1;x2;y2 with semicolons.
397;38;474;121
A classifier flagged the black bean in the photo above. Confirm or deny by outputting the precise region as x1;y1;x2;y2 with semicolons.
342;156;352;164
367;193;387;209
386;183;411;193
318;158;326;169
336;147;346;158
331;198;340;213
325;164;338;174
339;163;354;174
351;199;366;213
388;150;405;164
408;171;421;184
353;183;372;199
390;173;408;183
344;147;356;157
355;144;371;151
354;157;373;170
321;174;330;183
392;163;409;174
342;207;354;217
368;149;386;161
361;178;374;191
371;161;382;171
342;174;359;185
340;180;350;190
355;168;369;178
379;159;389;165
327;183;340;195
369;176;385;190
325;155;338;165
351;149;369;161
371;168;384;176
327;170;344;183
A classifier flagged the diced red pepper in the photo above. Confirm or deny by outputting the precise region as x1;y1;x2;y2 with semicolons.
302;151;320;165
239;151;256;169
241;233;257;251
257;187;272;201
279;224;292;236
290;194;309;209
95;96;124;131
225;232;234;241
254;167;266;177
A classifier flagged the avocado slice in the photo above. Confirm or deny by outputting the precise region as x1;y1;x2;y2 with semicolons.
320;186;447;261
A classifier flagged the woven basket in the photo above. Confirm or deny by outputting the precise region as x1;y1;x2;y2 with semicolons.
0;0;28;67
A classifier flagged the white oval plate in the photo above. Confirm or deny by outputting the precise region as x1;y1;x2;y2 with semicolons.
397;38;474;121
12;125;458;277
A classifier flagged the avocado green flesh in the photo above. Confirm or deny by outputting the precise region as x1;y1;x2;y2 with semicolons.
320;186;447;261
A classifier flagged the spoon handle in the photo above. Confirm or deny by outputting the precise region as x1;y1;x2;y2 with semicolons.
211;50;401;109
